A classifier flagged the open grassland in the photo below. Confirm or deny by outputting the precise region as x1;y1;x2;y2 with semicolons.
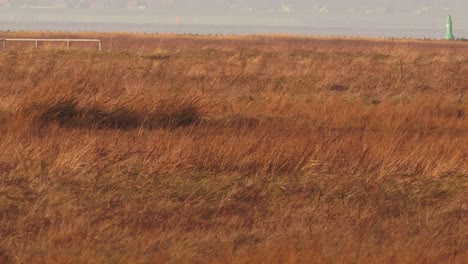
0;32;467;263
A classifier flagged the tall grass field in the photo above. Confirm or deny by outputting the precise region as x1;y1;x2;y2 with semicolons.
0;32;467;263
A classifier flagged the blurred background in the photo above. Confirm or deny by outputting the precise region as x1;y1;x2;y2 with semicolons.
1;0;467;38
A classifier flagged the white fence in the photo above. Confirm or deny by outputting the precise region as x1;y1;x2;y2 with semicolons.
1;38;102;51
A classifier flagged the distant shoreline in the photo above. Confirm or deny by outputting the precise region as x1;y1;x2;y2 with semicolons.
1;8;467;39
2;21;468;40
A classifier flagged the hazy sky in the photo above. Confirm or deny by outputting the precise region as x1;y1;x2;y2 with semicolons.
1;1;467;38
2;1;468;11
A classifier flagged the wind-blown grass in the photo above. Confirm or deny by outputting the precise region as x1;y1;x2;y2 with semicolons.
0;32;467;263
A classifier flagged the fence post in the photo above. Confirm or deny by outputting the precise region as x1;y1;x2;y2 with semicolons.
35;40;38;49
67;40;70;50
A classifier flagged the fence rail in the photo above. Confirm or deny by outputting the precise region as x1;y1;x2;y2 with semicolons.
0;38;102;51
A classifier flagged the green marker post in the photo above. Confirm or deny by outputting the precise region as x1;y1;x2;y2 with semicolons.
445;15;455;40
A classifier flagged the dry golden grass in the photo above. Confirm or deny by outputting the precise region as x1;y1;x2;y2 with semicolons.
0;32;467;263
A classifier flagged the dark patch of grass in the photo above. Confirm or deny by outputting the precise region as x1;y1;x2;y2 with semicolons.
329;84;349;92
21;97;202;130
0;246;13;264
417;84;432;91
145;54;171;61
0;110;8;128
151;98;202;128
35;98;80;124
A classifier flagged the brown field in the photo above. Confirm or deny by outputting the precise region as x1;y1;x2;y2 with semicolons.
0;32;467;263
